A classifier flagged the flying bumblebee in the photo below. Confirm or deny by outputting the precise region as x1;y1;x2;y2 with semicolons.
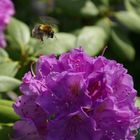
32;16;58;41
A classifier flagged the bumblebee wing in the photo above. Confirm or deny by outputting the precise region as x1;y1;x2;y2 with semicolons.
40;16;59;26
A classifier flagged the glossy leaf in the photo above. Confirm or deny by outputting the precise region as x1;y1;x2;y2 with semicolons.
0;48;9;63
81;0;99;16
110;25;135;61
96;17;111;38
6;18;30;60
7;17;30;46
125;0;140;15
92;0;109;6
34;33;76;56
135;97;140;107
125;0;136;12
77;26;107;56
0;105;19;123
0;62;19;77
0;99;14;107
115;11;140;33
101;0;109;6
5;36;22;60
92;0;109;15
56;0;98;16
0;76;21;92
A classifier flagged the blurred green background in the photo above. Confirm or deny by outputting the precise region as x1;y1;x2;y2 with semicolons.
0;0;140;139
12;0;140;94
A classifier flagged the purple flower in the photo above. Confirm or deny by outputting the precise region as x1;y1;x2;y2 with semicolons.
13;48;140;140
0;0;15;48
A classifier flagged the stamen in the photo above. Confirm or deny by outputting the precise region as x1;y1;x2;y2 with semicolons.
30;62;36;77
101;46;108;56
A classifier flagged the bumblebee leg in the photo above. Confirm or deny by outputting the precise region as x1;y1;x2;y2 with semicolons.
40;36;43;41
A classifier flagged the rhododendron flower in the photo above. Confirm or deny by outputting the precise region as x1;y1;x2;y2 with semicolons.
12;48;140;140
0;0;14;48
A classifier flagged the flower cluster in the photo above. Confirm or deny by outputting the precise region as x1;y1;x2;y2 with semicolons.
0;0;14;48
13;48;140;140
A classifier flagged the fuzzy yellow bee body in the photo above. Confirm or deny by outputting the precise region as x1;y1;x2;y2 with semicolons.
32;23;54;41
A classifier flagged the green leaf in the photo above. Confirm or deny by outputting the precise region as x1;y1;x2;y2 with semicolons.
0;105;19;123
5;36;22;60
56;0;85;15
92;0;109;6
115;11;140;33
0;76;21;92
0;99;13;107
6;18;30;60
101;0;110;6
34;33;76;56
96;17;111;38
6;37;21;61
125;0;136;12
92;0;109;15
76;26;107;56
110;25;135;61
0;48;9;58
135;97;140;107
125;0;140;15
0;126;12;140
7;18;30;45
0;62;19;77
26;38;39;56
0;48;9;63
56;0;98;16
81;0;99;16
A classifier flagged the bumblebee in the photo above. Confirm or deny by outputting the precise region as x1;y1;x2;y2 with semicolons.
32;16;58;41
32;24;54;41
